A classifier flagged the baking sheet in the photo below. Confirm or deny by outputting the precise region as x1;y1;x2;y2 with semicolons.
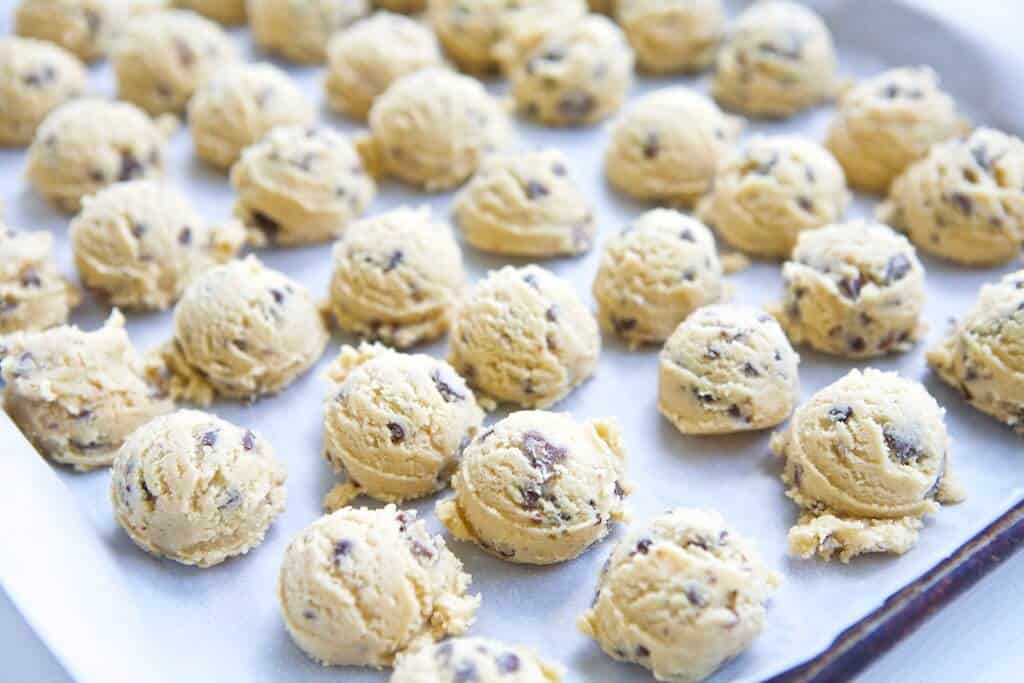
1;1;1023;682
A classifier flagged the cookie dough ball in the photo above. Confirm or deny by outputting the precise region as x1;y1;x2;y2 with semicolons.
249;0;370;64
617;0;724;74
189;63;314;169
696;136;850;259
174;0;246;24
448;265;600;409
927;270;1024;435
358;68;510;191
70;180;245;311
436;410;630;564
25;99;176;213
453;149;595;257
0;37;87;146
0;226;80;334
230;126;375;247
0;312;173;471
712;0;837;118
279;505;480;667
878;128;1024;266
149;256;328;405
392;637;563;683
375;0;424;11
826;67;968;194
110;410;286;567
325;207;465;348
579;508;780;683
325;12;444;121
605;88;743;207
771;368;966;562
14;0;122;62
321;343;484;508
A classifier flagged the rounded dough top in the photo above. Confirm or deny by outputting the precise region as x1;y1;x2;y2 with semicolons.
0;224;80;334
0;36;87;146
391;637;563;683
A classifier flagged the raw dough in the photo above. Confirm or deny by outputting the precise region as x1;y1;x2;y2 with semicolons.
0;226;80;334
453;148;595;257
587;0;612;13
174;0;245;24
436;410;630;564
230;125;375;246
696;135;850;259
604;87;743;207
189;62;314;170
325;11;444;121
375;0;424;11
321;343;484;508
659;304;799;435
927;269;1024;435
110;409;287;567
0;311;173;471
593;208;727;348
391;637;563;683
25;98;177;213
325;207;465;348
278;505;480;667
448;264;600;409
771;220;927;358
711;0;837;118
14;0;123;62
249;0;369;64
0;36;87;146
877;127;1024;266
69;180;245;310
771;368;966;562
148;256;329;405
357;67;510;191
578;508;781;683
826;67;968;194
616;0;724;74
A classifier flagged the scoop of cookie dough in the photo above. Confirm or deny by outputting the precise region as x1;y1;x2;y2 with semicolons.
188;62;314;170
14;0;123;62
711;0;836;118
448;265;600;409
578;508;781;683
279;505;480;667
391;637;563;683
0;37;87;146
878;127;1024;266
826;67;968;194
771;368;966;562
230;125;375;247
0;226;80;334
358;68;510;191
453;149;595;257
0;311;173;471
616;0;724;74
249;0;369;64
436;410;630;564
325;207;465;348
174;0;246;24
70;180;245;311
25;98;177;213
696;135;850;259
110;409;286;567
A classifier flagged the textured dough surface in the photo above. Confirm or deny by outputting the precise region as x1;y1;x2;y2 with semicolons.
617;0;724;74
0;36;87;146
0;225;80;334
391;637;563;682
174;0;246;24
375;0;424;11
15;0;123;62
249;0;369;64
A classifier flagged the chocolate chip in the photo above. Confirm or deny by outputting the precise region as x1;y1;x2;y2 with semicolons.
634;538;652;555
694;388;715;403
525;180;549;200
140;478;156;502
796;196;814;213
557;91;596;121
839;275;863;300
742;362;760;377
885;254;911;283
173;38;195;67
199;430;218;447
384;250;403;272
453;662;477;683
178;227;192;246
218;488;241;510
613;317;637;334
242;430;256;451
728;404;743;419
754;152;779;175
522;431;567;479
552;162;567;176
20;270;42;288
410;539;435;561
118;151;143;182
635;645;650;658
950;192;973;215
496;652;520;673
431;369;465;403
387;422;405;443
884;425;923;465
519;484;541;509
334;539;352;559
829;405;853;422
249;211;280;241
643;132;660;160
545;305;558;322
269;289;284;304
23;65;56;87
11;351;35;377
522;273;540;289
849;337;866;352
686;584;708;607
679;228;695;242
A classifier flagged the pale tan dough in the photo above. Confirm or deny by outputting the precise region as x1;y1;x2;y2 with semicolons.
230;125;375;246
325;207;465;348
711;0;837;118
604;87;743;207
771;368;966;562
249;0;370;64
321;343;484;508
826;67;968;194
0;37;87;146
69;180;245;311
0;226;80;334
391;637;563;682
174;0;246;24
878;127;1024;266
696;135;850;259
436;410;630;564
278;505;480;667
147;256;328;405
927;270;1024;435
453;149;595;257
616;0;724;74
14;0;124;62
110;409;286;567
375;0;424;11
188;62;314;170
771;220;926;359
578;508;781;683
25;98;177;213
448;264;600;409
0;311;174;471
357;67;510;191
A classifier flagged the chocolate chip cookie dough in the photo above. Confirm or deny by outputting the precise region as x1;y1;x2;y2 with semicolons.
616;0;724;74
0;226;80;334
14;0;123;62
772;368;966;562
0;37;87;146
436;410;630;564
249;0;370;64
579;508;781;683
278;505;480;667
110;409;286;567
391;637;563;683
174;0;246;24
